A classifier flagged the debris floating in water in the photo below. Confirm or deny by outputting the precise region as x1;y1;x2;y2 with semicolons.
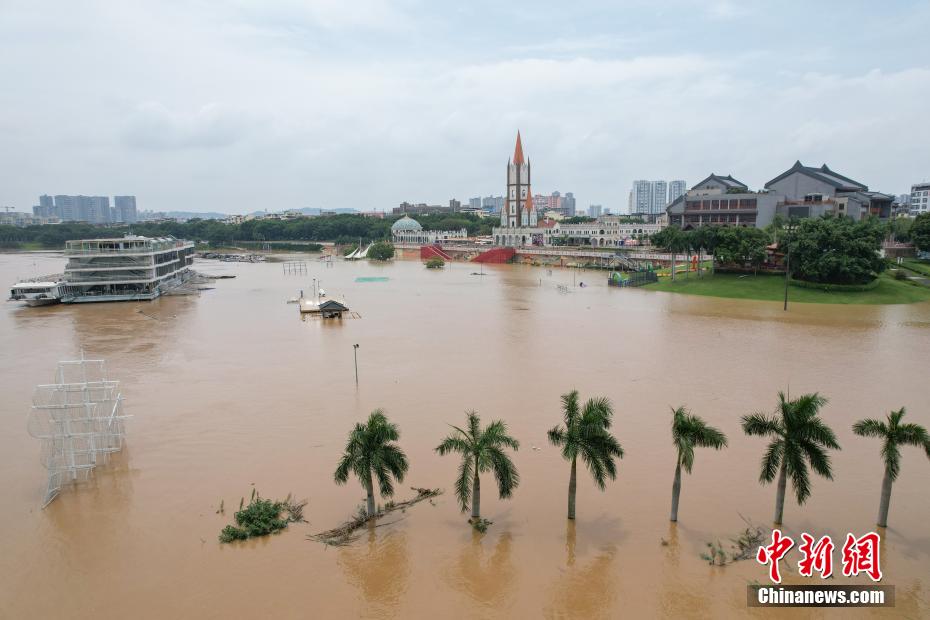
308;487;441;547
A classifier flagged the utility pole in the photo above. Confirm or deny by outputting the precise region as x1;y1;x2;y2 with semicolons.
783;248;790;311
353;344;359;386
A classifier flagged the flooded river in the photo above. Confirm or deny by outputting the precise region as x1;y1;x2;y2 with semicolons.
1;250;929;618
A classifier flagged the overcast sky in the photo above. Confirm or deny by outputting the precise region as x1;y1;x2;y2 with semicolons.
1;1;929;214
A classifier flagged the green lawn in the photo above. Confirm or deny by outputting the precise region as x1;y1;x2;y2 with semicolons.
643;272;930;305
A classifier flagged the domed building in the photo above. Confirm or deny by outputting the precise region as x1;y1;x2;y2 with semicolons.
390;215;467;245
391;215;422;234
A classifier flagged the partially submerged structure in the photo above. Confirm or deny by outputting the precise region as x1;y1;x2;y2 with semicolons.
299;297;350;318
8;235;196;305
28;352;129;507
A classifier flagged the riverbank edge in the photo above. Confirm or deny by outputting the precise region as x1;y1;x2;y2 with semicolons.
642;272;930;305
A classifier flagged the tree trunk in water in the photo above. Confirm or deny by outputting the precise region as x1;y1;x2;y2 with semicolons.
773;462;788;525
471;467;481;520
670;460;682;522
365;471;376;518
670;252;676;282
877;467;893;528
567;457;577;520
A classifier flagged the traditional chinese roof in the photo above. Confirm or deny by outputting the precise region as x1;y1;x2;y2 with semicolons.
691;174;748;191
765;161;867;191
513;131;525;166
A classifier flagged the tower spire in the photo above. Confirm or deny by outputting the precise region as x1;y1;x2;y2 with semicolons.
513;131;525;166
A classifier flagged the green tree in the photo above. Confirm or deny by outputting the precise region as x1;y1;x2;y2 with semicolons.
669;406;728;522
714;226;768;272
368;241;395;261
852;408;930;527
783;215;885;284
741;392;840;524
547;391;624;520
652;226;685;281
425;256;445;269
334;410;409;518
435;411;520;521
912;213;930;252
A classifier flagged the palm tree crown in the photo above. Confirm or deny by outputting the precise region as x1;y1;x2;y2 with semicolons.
671;406;727;472
741;392;840;505
548;391;624;489
334;409;409;516
853;407;930;481
436;411;520;514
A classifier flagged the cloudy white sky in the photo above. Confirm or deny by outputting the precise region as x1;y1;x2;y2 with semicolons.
1;1;929;214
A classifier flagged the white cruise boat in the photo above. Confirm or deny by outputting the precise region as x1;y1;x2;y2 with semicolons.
8;277;64;306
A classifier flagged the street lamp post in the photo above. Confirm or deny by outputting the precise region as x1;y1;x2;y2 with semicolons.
353;344;359;386
783;248;790;311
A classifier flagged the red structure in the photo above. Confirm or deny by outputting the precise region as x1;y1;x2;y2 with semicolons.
420;245;453;261
472;247;515;264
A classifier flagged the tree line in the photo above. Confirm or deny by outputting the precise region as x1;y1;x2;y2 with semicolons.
0;212;499;248
335;390;930;530
651;215;893;285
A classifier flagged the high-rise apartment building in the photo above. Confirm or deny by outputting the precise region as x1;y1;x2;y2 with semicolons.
113;196;138;223
631;180;653;213
631;180;687;214
668;180;687;204
652;181;668;213
588;204;603;218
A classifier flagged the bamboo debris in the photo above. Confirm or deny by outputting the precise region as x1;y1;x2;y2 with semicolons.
308;487;442;547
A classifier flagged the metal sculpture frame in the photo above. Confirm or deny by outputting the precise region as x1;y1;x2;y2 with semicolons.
27;352;130;507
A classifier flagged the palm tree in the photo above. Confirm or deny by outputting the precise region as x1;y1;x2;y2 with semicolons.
334;409;409;518
547;391;624;520
853;407;930;527
741;392;840;525
669;406;727;522
435;411;520;521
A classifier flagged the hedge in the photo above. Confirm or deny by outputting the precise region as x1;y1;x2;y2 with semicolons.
788;277;880;292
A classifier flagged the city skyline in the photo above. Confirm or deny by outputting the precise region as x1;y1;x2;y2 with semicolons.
1;2;929;215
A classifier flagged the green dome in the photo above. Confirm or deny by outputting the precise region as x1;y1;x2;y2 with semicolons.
391;215;422;232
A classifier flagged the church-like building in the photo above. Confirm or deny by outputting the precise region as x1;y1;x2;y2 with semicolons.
500;131;538;229
493;132;548;247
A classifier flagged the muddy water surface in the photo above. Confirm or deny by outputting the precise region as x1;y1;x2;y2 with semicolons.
1;251;929;618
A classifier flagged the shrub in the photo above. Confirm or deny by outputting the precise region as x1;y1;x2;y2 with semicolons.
368;241;395;261
218;492;306;543
426;257;445;269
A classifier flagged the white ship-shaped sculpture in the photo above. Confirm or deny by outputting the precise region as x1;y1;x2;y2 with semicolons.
344;242;373;260
28;351;130;507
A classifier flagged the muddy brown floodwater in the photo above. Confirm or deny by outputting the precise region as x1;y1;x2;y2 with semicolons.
1;250;929;618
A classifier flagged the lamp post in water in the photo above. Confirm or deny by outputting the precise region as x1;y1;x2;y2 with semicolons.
353;344;359;386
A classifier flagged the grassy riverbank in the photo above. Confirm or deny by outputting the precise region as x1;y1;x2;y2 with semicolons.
644;272;930;305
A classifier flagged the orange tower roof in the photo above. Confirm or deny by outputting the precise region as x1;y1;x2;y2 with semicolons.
525;190;533;211
513;131;525;165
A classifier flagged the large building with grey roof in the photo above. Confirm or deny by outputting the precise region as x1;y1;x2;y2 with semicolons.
666;163;893;230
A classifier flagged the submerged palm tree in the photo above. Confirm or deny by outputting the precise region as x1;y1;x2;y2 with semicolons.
669;406;727;522
334;409;409;518
853;407;930;527
547;391;624;520
435;411;520;521
741;392;840;525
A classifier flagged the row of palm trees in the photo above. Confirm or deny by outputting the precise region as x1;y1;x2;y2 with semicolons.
334;391;930;529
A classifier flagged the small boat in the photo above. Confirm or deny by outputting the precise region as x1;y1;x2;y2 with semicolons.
8;277;64;306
